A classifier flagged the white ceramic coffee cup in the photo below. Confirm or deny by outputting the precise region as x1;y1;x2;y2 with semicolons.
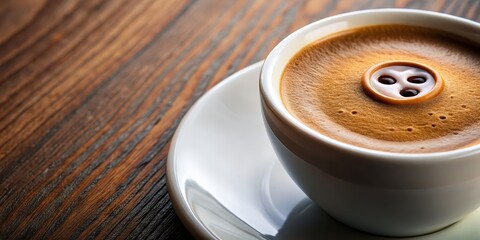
260;9;480;237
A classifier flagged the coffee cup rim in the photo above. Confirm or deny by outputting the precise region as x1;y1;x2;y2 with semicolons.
260;8;480;162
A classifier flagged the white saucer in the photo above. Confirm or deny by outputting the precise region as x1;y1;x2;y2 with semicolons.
167;62;480;240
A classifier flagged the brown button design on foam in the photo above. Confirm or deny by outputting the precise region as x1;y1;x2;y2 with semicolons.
361;61;444;105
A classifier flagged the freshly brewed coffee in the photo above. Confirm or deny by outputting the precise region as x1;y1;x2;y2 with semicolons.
280;25;480;153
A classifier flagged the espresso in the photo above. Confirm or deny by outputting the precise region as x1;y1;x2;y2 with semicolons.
280;25;480;153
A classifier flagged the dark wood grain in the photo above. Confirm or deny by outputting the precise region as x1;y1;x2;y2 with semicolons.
0;0;478;239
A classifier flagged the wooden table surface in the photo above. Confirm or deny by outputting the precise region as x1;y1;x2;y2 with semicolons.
0;0;478;239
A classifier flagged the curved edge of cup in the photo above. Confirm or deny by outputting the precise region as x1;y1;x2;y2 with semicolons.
259;8;480;166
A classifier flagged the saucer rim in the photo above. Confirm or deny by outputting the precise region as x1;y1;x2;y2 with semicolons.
166;61;264;240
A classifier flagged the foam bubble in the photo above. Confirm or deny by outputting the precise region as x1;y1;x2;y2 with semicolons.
370;65;435;99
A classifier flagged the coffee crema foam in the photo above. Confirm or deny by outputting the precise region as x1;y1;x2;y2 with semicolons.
280;25;480;153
